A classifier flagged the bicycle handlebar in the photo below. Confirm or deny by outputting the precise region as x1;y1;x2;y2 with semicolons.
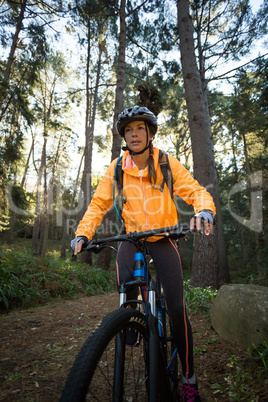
84;223;191;253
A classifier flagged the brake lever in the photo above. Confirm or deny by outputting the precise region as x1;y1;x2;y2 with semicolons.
85;243;105;254
71;241;102;257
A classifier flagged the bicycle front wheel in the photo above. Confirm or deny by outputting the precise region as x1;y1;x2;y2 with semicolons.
60;308;149;402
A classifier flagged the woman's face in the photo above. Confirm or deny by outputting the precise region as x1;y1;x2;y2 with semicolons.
124;120;154;153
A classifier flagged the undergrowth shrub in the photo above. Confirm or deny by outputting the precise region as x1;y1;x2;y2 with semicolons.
211;354;266;401
183;279;218;313
0;244;219;313
0;247;116;312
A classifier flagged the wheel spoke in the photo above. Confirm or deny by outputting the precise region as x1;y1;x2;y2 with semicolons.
60;309;150;402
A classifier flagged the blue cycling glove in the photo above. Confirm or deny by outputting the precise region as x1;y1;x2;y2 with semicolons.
194;209;214;224
70;236;88;250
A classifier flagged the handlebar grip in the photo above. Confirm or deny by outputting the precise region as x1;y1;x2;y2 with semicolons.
85;242;104;254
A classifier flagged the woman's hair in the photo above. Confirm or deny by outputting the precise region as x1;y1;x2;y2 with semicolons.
147;122;157;185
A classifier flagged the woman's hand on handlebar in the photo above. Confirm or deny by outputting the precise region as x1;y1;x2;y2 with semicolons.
73;241;84;255
190;210;214;235
190;216;212;235
71;236;89;255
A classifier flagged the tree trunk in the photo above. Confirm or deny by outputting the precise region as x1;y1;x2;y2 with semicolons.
95;0;126;270
195;13;230;284
177;0;230;288
8;174;17;238
78;24;92;224
40;133;63;261
111;0;126;161
3;0;27;84
78;26;104;264
39;189;48;261
32;137;47;254
21;132;35;189
83;41;103;265
78;24;103;218
61;152;84;259
39;149;48;257
0;0;27;114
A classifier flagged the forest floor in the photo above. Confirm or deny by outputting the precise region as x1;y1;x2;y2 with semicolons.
0;292;267;402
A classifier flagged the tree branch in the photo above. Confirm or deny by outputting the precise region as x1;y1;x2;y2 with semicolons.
208;52;268;81
126;33;160;60
126;0;149;18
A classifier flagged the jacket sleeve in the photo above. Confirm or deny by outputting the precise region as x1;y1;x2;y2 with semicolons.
169;155;216;215
75;159;118;240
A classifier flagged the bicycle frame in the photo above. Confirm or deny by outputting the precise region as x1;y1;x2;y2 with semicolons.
84;223;190;400
87;223;190;315
61;223;199;401
104;234;180;400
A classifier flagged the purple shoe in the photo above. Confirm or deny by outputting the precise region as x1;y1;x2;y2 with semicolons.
178;382;202;401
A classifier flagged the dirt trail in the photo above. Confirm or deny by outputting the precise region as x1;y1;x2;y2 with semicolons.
0;293;266;401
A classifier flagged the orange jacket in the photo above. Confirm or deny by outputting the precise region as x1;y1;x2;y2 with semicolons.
76;148;216;241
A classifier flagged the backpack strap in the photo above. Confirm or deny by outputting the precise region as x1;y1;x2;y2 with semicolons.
113;156;124;225
158;149;173;199
115;155;123;194
158;150;181;224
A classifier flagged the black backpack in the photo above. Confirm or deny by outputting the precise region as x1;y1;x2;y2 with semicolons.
113;150;180;225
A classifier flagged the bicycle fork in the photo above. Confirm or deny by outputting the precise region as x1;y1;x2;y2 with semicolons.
119;278;156;316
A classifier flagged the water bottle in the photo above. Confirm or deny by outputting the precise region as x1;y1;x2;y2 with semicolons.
133;252;147;280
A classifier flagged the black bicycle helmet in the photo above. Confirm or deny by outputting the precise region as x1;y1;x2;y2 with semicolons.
116;106;157;137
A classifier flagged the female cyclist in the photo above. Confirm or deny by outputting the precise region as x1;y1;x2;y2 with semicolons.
71;106;216;401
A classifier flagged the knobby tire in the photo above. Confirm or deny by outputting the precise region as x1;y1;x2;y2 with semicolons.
60;308;150;402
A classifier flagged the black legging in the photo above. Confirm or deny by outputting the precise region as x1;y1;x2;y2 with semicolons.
116;237;194;379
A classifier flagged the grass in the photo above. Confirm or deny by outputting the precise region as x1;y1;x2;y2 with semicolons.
0;238;263;316
0;239;219;313
249;341;268;372
0;241;116;312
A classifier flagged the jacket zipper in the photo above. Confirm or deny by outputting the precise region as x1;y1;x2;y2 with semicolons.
139;171;148;230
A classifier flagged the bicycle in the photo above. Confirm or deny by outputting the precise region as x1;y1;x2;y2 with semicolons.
60;223;191;402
